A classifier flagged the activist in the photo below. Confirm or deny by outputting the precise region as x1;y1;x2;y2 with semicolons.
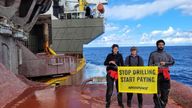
125;46;144;108
104;44;124;108
148;40;175;108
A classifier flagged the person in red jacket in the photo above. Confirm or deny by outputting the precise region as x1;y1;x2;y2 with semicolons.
104;44;124;108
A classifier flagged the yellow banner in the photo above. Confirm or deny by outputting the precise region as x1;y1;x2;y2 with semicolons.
118;66;158;94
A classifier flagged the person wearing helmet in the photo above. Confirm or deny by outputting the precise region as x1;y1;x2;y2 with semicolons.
148;40;175;108
125;46;144;108
104;44;124;108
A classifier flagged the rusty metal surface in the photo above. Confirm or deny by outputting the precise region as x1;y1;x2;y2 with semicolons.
18;42;77;77
0;63;29;108
170;80;192;108
20;53;77;77
5;84;183;108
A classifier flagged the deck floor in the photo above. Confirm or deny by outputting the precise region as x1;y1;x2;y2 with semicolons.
6;84;182;108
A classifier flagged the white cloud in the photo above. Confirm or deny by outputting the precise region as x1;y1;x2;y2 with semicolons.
177;1;192;15
105;23;120;32
100;25;133;45
87;24;136;47
136;24;142;28
162;27;175;37
150;26;175;37
140;26;192;45
165;37;192;44
147;26;175;37
140;33;156;45
87;25;192;47
151;30;162;36
105;0;192;20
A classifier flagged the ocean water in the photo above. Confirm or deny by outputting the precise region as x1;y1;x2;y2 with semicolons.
83;46;192;86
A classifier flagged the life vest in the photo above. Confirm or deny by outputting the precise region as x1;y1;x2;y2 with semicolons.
107;70;118;80
158;68;170;80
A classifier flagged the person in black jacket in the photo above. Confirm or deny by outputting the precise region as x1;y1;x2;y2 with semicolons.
104;44;124;108
124;47;144;108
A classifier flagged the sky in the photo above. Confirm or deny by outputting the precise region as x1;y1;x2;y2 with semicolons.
84;0;192;47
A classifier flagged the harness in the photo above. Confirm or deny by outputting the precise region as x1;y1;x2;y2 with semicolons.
128;55;140;66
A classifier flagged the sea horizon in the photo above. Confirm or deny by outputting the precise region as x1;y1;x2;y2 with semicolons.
84;45;192;48
83;46;192;86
